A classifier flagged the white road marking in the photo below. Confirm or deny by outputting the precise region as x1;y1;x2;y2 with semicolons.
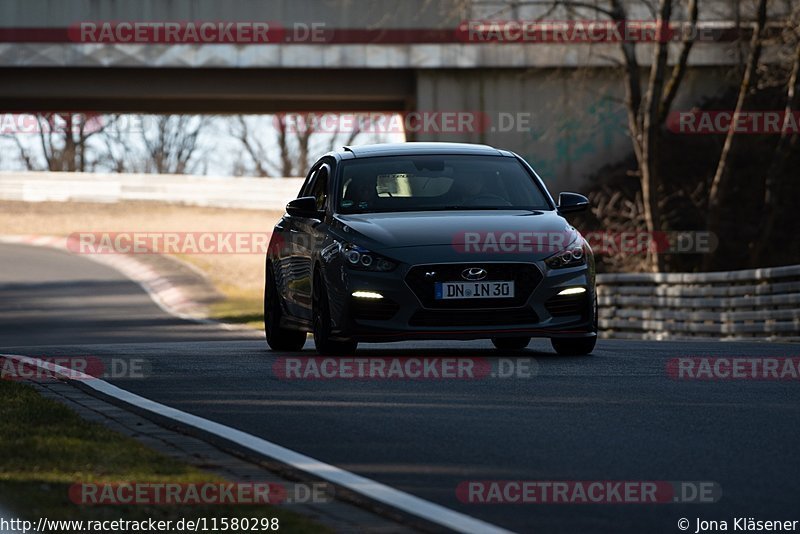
1;353;515;534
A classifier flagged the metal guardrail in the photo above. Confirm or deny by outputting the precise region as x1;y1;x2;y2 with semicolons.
596;265;800;341
0;171;305;211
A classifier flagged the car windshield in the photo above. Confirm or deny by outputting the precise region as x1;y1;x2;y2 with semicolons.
336;155;551;214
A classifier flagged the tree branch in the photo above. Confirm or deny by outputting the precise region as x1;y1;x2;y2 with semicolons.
659;0;698;123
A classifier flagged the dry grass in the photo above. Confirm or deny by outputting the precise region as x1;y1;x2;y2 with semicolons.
0;200;283;327
0;379;325;531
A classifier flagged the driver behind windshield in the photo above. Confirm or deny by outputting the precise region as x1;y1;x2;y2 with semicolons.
342;178;376;210
450;168;507;206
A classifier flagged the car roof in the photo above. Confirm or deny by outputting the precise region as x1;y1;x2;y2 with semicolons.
336;142;514;159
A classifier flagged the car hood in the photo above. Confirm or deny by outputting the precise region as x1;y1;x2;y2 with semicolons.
332;210;578;257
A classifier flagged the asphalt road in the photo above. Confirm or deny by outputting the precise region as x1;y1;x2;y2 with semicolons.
2;242;799;534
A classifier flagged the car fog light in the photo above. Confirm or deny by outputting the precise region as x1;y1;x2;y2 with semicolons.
557;287;586;296
352;291;383;299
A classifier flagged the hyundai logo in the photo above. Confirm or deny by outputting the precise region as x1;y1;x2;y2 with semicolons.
461;267;488;281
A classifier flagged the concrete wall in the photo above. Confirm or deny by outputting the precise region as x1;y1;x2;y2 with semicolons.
416;66;733;192
0;0;463;29
2;0;787;29
0;171;304;211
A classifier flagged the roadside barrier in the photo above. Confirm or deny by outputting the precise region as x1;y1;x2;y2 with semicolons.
0;171;304;211
597;264;800;341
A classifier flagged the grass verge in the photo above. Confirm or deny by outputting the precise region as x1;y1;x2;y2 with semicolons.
0;379;326;532
209;284;265;330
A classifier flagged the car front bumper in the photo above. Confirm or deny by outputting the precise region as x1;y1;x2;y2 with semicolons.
327;259;596;343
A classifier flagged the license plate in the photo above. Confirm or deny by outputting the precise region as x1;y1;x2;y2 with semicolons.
435;281;515;300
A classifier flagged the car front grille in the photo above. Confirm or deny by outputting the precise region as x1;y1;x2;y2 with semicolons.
404;263;542;309
408;306;539;327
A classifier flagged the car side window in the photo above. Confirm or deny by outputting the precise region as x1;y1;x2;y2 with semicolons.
310;165;330;212
299;166;318;198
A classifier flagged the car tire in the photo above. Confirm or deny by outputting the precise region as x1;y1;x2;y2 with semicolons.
312;273;358;355
264;265;307;351
491;337;531;350
551;336;596;355
551;291;598;355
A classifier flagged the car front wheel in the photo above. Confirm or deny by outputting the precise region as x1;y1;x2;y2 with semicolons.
551;291;598;355
312;273;358;355
264;265;307;351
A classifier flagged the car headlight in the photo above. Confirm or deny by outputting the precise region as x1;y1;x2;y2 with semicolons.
340;243;396;272
545;241;586;269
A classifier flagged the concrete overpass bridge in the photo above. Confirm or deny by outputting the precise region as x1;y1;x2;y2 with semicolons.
0;0;774;188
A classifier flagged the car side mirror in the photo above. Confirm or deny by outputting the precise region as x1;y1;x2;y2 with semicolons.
557;192;589;214
286;196;322;218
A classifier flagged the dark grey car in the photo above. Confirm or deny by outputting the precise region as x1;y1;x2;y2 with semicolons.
264;142;597;355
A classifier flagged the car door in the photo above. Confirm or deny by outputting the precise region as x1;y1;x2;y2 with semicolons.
279;165;319;319
290;160;334;319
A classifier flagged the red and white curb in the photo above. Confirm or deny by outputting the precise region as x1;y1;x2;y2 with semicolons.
0;353;513;534
0;235;259;334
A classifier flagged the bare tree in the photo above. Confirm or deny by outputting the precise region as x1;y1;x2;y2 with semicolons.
98;114;137;173
275;115;294;177
230;116;279;177
470;0;794;272
613;0;701;271
94;114;209;175
588;186;651;273
752;6;800;262
231;113;367;177
515;0;697;271
705;0;769;269
142;115;208;175
7;113;106;172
